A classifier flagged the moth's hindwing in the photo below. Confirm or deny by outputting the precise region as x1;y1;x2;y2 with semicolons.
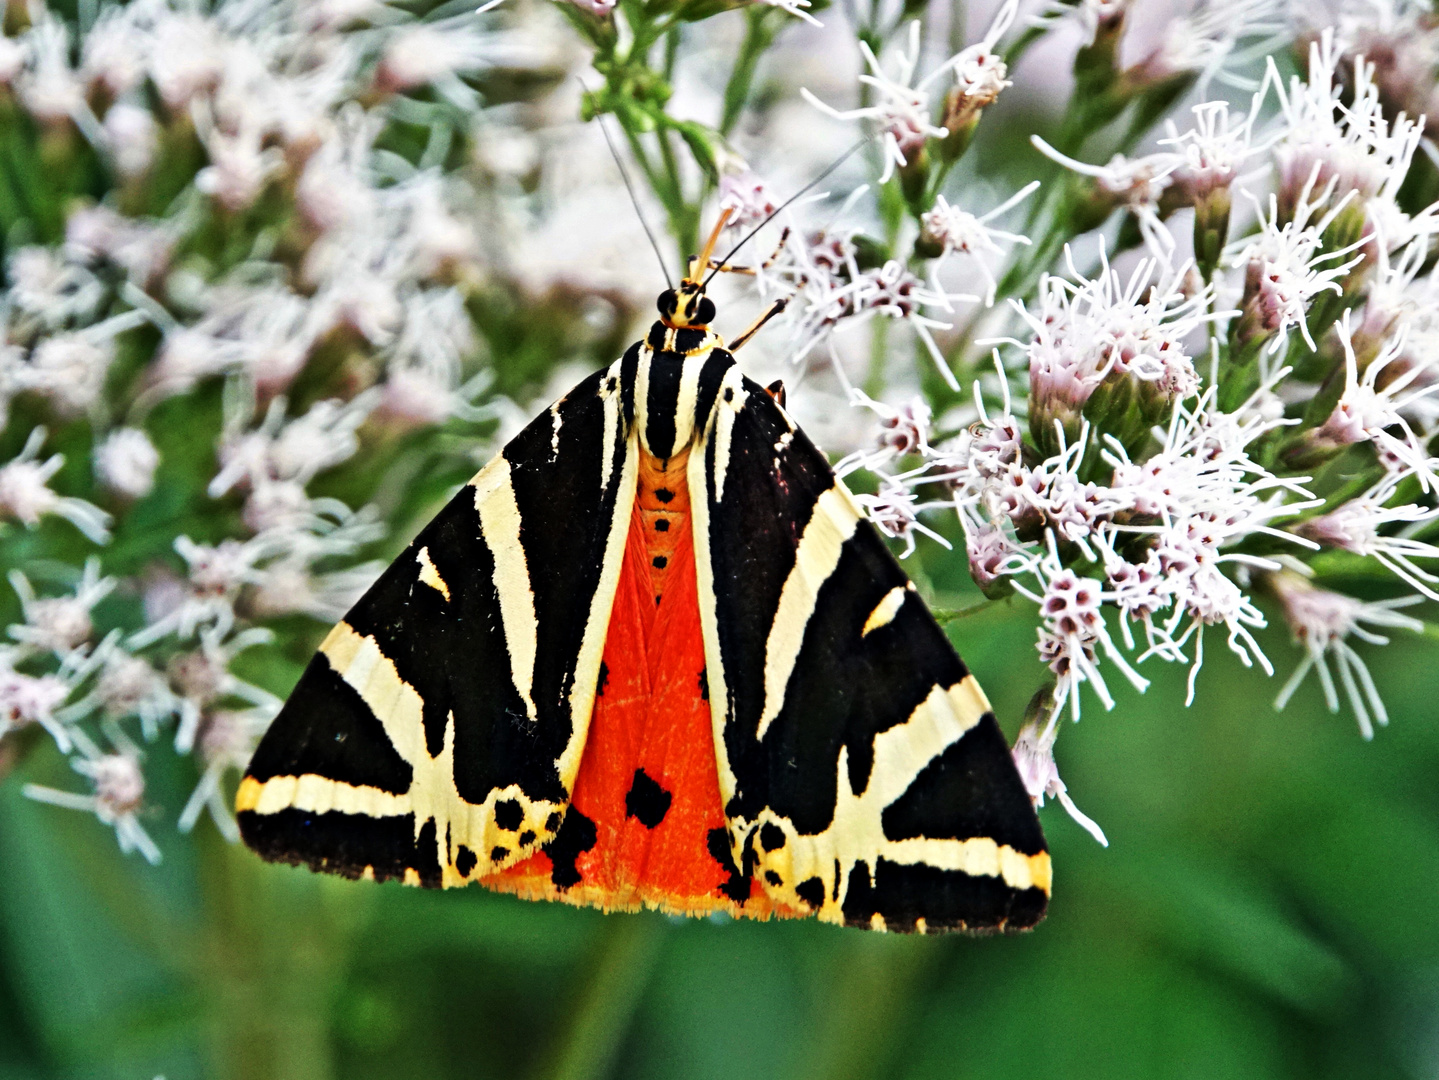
690;369;1050;933
237;363;638;886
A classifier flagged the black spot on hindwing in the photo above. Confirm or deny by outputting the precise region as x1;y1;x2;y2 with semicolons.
545;808;597;890
494;799;523;831
795;877;824;908
707;827;750;903
455;845;477;876
624;768;672;828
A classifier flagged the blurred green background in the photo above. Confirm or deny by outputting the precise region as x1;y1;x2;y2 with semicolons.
3;579;1435;1080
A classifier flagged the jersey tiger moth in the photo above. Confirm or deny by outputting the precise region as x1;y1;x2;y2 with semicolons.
236;214;1050;934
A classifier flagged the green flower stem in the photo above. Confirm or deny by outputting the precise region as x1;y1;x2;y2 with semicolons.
865;313;891;399
540;915;667;1080
791;934;940;1080
930;598;997;624
662;24;680;80
195;824;354;1080
721;8;783;137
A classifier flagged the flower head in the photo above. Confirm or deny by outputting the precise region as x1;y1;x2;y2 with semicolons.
854;478;950;559
0;664;74;750
944;0;1018;130
1160;98;1268;207
24;732;160;863
95;428;161;499
1269;570;1423;738
718;170;779;231
1012;718;1107;845
1005;250;1211;455
179;704;276;840
1270;31;1424;225
1031;138;1180;256
1295;476;1439;601
762;226;972;389
919;183;1037;307
8;559;114;659
1292;315;1439;482
0;429;111;543
1230;171;1367;355
801;22;950;182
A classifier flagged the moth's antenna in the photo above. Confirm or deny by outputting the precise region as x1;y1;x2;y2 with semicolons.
586;83;674;291
703;136;870;289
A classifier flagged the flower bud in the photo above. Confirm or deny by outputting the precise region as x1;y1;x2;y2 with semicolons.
939;48;1010;163
1177;184;1231;280
966;523;1015;599
1028;344;1092;457
898;144;930;213
94;428;159;500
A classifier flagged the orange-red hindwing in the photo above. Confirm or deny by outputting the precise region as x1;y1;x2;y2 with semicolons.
483;447;800;918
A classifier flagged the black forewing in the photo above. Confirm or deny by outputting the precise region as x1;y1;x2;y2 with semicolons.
700;377;1047;932
240;366;629;884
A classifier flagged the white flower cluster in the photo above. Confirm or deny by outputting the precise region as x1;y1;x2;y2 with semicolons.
787;16;1439;840
757;224;977;389
803;5;1017;183
5;382;385;851
0;0;551;859
949;370;1317;717
0;0;528;435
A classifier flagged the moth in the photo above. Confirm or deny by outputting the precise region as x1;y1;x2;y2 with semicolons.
236;213;1050;933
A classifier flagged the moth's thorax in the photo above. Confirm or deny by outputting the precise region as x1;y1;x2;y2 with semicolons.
632;341;730;460
645;321;723;356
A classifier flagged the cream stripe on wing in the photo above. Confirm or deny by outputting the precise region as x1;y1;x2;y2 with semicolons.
756;484;862;741
669;352;704;453
548;401;563;462
416;546;450;600
883;837;1052;893
691;413;738;807
470;456;539;723
320;620;427;764
556;430;639;791
710;366;749;505
236;774;412;818
861;583;911;637
599;357;624;493
634;345;654;455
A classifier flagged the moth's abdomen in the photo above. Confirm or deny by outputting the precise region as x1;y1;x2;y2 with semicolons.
637;444;689;605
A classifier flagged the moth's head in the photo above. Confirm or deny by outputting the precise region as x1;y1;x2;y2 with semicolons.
658;208;732;329
657;282;716;329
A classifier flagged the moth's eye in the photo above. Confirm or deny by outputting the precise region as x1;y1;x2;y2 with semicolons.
695;296;716;325
657;290;679;318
